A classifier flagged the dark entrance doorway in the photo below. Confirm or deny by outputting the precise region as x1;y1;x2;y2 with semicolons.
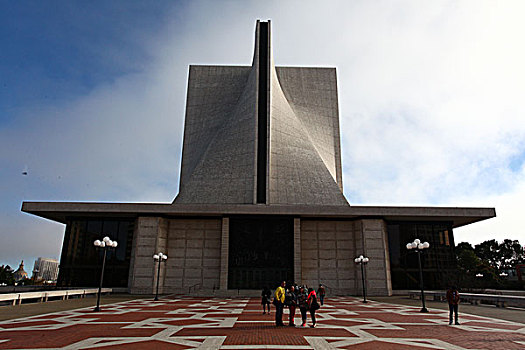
228;216;294;289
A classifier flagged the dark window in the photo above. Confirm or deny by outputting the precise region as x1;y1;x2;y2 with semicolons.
256;22;269;204
387;222;456;290
228;216;293;289
58;219;135;288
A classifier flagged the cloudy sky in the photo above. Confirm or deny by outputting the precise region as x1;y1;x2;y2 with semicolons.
1;0;524;270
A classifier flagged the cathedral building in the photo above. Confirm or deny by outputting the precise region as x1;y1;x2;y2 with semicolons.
22;21;495;295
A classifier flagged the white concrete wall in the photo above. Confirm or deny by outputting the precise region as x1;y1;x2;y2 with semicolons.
165;218;222;293
128;217;221;294
300;219;392;296
300;220;357;294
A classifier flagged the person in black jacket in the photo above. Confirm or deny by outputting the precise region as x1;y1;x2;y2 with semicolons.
261;286;271;314
285;285;297;326
297;285;308;327
446;286;460;325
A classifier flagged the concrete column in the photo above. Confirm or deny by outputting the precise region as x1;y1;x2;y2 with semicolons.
219;217;230;290
359;219;392;296
128;217;164;294
293;218;301;284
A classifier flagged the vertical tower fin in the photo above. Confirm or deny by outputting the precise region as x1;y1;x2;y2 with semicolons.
256;21;270;204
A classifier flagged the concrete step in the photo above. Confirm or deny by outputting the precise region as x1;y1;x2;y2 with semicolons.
188;289;262;298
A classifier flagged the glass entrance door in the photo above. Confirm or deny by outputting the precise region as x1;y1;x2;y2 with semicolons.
228;216;294;289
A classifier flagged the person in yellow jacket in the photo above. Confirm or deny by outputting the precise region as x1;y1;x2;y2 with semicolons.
274;281;286;326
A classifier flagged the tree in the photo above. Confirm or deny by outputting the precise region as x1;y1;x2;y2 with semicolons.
474;239;524;271
498;239;524;270
474;239;500;269
457;248;480;274
456;241;500;289
456;242;474;251
0;265;15;285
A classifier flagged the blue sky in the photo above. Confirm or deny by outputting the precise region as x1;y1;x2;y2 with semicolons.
1;0;525;270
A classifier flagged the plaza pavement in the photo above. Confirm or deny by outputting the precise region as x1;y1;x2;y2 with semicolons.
0;296;524;349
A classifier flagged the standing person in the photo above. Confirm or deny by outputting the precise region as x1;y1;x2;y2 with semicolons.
274;281;286;326
297;285;308;327
318;284;326;306
446;285;460;325
261;286;271;314
307;287;320;328
287;285;297;326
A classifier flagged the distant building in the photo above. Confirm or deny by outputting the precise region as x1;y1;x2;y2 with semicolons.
32;258;59;282
13;260;28;282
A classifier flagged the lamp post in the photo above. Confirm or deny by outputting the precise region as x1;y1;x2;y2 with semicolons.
93;237;118;312
406;239;430;313
354;255;370;303
153;252;168;301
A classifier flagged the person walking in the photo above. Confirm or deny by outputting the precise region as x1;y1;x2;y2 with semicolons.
274;281;286;326
307;287;320;328
297;285;308;327
318;284;326;305
446;285;460;325
287;285;297;326
261;286;271;314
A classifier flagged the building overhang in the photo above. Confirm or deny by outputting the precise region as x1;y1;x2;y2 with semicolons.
22;201;496;229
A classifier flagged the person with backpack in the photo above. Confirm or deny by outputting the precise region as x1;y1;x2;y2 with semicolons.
297;285;309;327
285;285;297;327
307;287;320;328
446;285;460;325
261;286;271;314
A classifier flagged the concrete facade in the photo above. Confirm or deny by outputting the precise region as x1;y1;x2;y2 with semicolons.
174;20;347;206
300;219;392;296
128;217;392;296
129;218;222;294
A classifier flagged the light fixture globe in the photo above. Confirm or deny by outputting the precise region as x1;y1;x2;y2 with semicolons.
94;240;101;247
354;257;359;263
363;257;369;263
112;241;118;248
423;242;430;249
162;254;168;260
414;239;420;244
100;241;106;247
406;243;413;250
153;254;159;260
411;242;417;249
103;236;110;243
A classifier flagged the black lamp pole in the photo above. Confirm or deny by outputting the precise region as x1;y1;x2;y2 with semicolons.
416;249;428;313
154;258;162;301
360;262;367;303
153;252;167;301
94;246;107;312
407;239;429;313
93;237;117;312
355;255;369;303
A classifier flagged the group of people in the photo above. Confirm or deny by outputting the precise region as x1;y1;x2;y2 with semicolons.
261;282;326;328
261;283;461;326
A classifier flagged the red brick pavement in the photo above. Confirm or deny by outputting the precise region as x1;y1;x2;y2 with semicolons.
0;296;523;349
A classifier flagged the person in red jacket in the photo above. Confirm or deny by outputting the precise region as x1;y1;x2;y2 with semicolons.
307;287;320;328
446;286;460;325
